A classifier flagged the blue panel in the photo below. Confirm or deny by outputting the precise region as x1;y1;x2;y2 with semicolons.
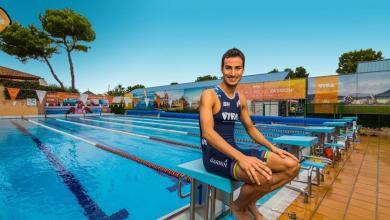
177;159;243;193
272;135;318;148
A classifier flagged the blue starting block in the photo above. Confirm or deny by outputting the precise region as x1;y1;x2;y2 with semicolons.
272;135;331;202
323;121;347;129
177;159;242;220
303;126;336;159
177;159;243;193
343;116;358;121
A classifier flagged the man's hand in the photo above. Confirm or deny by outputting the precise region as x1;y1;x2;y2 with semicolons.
271;147;299;162
237;156;272;185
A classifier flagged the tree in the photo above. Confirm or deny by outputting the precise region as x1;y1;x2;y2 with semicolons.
0;22;64;88
268;68;279;73
40;9;96;90
284;68;294;76
170;82;178;85
195;74;218;82
126;84;145;93
108;84;126;96
292;66;309;79
337;49;383;74
284;67;309;79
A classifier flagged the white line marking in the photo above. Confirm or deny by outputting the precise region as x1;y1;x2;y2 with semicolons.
55;118;150;139
82;118;190;135
116;115;198;125
27;119;97;145
101;117;198;129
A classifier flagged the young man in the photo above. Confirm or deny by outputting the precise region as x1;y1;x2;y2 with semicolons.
199;48;300;220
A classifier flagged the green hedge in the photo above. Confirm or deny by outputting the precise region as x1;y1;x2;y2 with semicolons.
0;79;79;99
306;103;390;115
110;104;125;114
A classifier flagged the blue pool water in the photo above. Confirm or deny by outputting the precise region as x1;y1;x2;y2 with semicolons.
0;115;277;219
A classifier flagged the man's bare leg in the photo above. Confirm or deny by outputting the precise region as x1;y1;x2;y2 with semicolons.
266;152;300;191
233;166;273;220
245;152;300;219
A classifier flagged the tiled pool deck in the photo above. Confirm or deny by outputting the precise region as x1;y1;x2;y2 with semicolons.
280;135;390;220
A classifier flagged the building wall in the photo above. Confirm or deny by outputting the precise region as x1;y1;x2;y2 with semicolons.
0;85;44;116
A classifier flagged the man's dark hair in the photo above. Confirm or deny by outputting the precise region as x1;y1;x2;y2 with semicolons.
221;48;245;69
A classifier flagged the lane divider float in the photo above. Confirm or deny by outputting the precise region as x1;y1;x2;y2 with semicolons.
26;119;191;183
56;118;201;150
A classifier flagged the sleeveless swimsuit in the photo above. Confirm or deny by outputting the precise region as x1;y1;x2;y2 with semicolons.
200;86;269;180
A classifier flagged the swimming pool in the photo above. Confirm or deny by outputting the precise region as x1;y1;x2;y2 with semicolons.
0;115;276;219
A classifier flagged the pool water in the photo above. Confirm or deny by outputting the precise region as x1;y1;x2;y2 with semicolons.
0;115;277;219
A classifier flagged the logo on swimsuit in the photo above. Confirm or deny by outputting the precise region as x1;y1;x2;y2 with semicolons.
210;158;228;168
222;112;238;121
201;138;208;146
236;101;240;108
223;102;230;107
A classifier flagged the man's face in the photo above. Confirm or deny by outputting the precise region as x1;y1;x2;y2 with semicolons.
221;57;244;87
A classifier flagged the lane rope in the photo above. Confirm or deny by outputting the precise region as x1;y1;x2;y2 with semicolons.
27;119;191;182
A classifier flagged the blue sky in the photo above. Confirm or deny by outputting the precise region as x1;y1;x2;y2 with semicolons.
1;0;389;93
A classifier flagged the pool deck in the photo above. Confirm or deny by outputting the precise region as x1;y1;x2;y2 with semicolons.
279;135;390;220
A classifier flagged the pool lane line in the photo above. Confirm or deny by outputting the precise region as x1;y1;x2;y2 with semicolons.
87;118;199;137
39;119;187;191
123;115;198;122
85;117;254;148
43;118;200;154
56;118;201;150
112;115;199;125
96;117;200;137
26;119;191;184
11;121;129;220
113;116;199;125
100;116;198;129
94;117;256;145
87;117;190;135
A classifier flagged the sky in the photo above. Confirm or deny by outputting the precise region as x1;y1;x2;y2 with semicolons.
1;0;389;93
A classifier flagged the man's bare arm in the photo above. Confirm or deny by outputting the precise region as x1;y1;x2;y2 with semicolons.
199;89;246;161
239;93;299;161
238;94;276;151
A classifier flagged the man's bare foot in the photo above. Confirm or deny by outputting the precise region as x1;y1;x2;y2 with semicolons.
231;202;254;220
248;202;264;220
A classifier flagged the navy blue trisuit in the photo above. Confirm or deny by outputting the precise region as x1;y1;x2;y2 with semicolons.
200;86;269;180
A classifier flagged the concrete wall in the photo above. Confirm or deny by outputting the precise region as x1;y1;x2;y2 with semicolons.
0;85;44;116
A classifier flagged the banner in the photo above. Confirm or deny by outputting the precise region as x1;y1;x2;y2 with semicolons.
237;79;306;101
112;96;123;103
0;7;11;33
80;94;89;104
7;87;20;100
124;97;130;105
105;96;113;105
57;92;80;102
313;76;339;103
123;93;133;109
183;87;206;110
263;79;306;100
35;90;47;103
45;92;58;106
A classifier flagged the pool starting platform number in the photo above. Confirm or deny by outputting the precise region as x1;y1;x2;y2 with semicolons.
0;7;11;33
